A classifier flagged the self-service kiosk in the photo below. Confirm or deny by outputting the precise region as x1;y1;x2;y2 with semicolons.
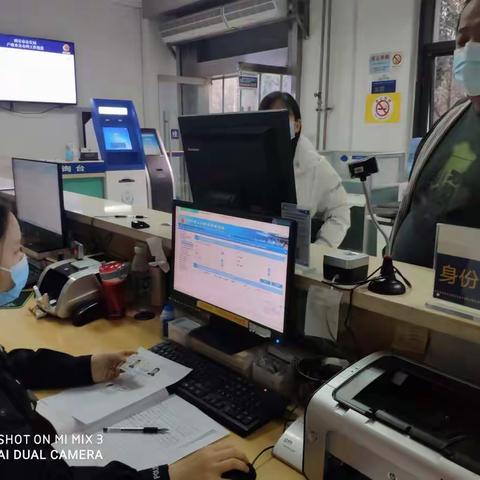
91;99;148;206
141;128;175;213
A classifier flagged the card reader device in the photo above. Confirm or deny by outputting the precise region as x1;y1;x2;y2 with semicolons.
323;250;369;285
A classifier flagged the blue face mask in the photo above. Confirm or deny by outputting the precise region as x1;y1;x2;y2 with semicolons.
0;256;29;306
453;42;480;97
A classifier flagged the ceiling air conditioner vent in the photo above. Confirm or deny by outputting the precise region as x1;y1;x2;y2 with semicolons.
160;7;226;43
160;0;287;44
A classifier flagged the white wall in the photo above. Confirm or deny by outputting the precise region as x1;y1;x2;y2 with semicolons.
0;0;176;177
141;18;177;132
301;0;421;154
300;0;324;145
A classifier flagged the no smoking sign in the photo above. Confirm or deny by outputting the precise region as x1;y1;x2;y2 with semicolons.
365;93;401;124
392;53;403;66
373;96;393;121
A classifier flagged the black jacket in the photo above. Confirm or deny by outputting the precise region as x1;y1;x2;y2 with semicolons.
0;346;169;479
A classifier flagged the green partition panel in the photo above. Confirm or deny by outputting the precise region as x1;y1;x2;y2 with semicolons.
63;177;104;199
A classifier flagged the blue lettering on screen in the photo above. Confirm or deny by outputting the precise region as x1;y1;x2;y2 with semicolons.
103;127;133;151
178;215;289;255
194;235;285;262
0;33;74;55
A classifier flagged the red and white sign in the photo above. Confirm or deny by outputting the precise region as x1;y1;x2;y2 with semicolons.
392;52;404;67
373;96;393;121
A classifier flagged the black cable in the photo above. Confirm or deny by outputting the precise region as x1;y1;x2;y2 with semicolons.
394;266;412;288
252;445;274;467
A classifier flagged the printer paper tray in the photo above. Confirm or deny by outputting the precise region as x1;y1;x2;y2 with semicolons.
333;355;480;475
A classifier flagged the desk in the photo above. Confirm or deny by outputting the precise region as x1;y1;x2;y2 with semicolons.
0;302;303;480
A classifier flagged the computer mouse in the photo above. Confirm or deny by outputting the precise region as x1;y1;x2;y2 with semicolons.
221;463;256;480
131;220;150;229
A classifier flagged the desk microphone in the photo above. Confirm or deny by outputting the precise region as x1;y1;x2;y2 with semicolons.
349;157;410;295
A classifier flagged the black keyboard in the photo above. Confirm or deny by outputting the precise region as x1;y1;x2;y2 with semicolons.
151;340;287;437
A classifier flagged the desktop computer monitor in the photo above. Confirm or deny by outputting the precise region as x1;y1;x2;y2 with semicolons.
178;110;296;216
12;158;66;252
172;200;296;353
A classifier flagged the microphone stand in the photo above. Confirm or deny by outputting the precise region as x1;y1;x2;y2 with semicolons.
361;181;410;295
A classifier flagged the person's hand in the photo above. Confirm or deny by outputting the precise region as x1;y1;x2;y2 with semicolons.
90;352;133;383
169;444;249;480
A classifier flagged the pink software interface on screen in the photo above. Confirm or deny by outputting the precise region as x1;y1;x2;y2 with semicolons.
174;206;291;333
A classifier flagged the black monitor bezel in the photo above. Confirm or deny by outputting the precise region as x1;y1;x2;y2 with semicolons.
178;109;297;217
12;157;67;250
171;199;297;338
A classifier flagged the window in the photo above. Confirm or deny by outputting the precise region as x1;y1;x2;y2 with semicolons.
208;73;294;114
223;77;239;112
434;0;464;41
260;73;281;100
209;78;223;114
414;0;466;136
432;55;464;121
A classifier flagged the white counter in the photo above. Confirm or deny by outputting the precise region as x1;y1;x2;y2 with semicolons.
1;190;172;244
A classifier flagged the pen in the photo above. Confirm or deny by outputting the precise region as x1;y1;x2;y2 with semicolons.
103;427;169;434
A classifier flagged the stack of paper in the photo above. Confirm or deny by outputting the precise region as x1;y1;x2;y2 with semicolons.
38;348;229;470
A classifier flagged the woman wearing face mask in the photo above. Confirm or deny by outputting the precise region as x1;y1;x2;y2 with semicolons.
391;0;480;268
259;91;350;247
0;205;249;479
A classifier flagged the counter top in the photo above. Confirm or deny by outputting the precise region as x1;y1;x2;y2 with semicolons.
64;191;172;242
1;190;172;244
301;245;480;345
2;188;478;346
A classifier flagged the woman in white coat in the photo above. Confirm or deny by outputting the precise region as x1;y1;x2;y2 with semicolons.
259;92;350;248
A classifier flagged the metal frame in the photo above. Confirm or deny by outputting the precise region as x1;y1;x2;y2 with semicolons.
238;62;289;75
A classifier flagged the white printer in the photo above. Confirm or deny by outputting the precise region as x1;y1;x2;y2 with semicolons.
292;352;480;479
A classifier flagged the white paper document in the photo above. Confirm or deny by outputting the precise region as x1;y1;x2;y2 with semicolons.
53;395;229;470
305;284;344;341
42;348;191;424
